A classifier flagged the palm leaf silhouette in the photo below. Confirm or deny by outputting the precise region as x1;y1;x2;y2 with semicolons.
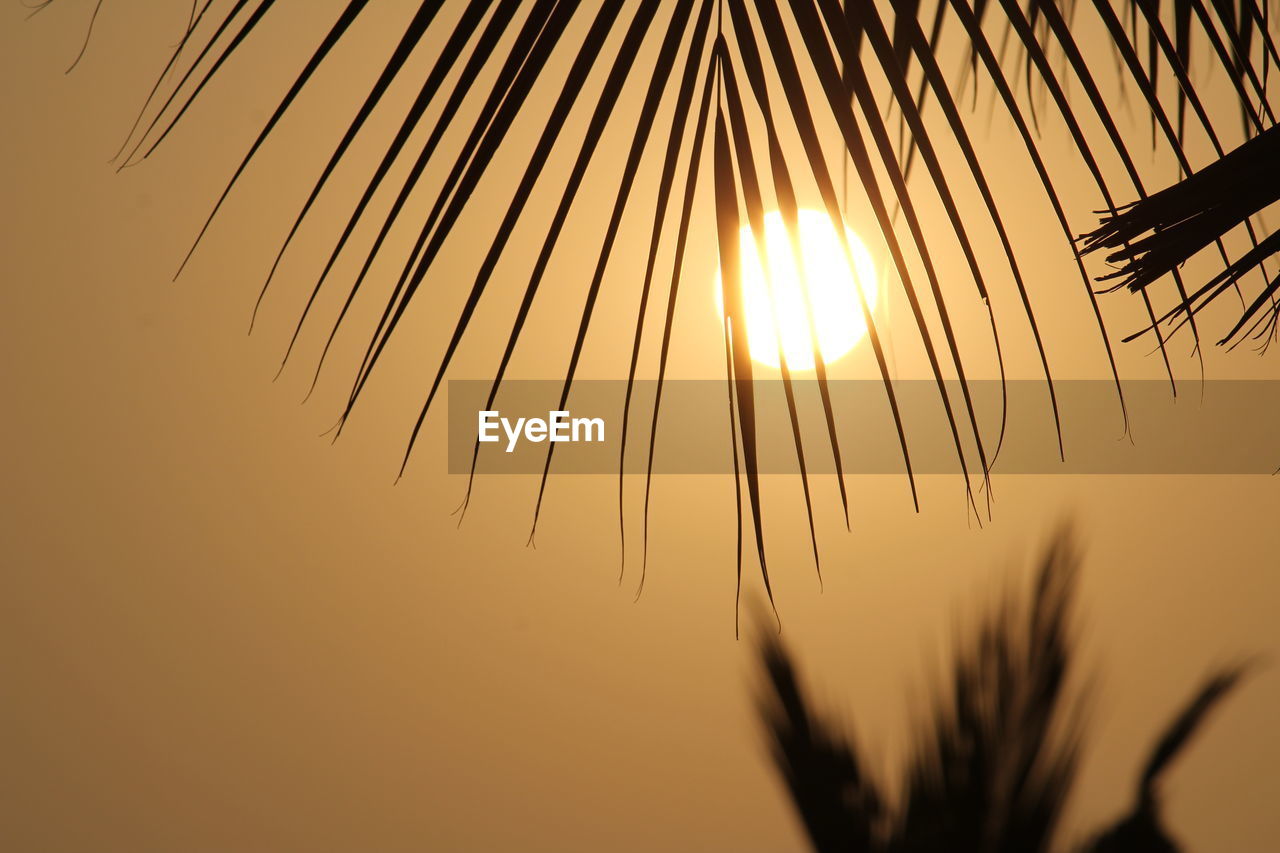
1089;666;1250;851
755;527;1250;852
42;1;1280;594
1083;125;1280;350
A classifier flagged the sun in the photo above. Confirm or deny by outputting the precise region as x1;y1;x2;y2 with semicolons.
717;209;878;370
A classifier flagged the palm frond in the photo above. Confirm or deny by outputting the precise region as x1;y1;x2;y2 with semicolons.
43;0;1279;590
714;79;775;606
634;28;720;594
757;622;884;851
754;528;1251;852
891;528;1080;852
1082;125;1280;348
717;34;825;581
1086;664;1250;851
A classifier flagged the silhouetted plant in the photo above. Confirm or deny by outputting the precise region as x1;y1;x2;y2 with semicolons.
36;2;1279;591
1083;125;1280;353
755;528;1248;851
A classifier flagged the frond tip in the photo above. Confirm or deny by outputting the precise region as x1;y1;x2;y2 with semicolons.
1087;663;1252;852
1082;126;1280;348
756;616;883;852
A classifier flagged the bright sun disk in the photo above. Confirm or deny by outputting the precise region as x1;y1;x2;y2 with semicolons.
717;208;878;370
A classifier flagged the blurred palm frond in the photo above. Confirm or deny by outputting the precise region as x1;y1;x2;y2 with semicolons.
755;528;1250;852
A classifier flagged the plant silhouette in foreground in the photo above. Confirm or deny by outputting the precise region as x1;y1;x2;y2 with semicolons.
756;529;1249;852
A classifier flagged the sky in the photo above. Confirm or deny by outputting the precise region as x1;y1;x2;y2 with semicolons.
2;2;1278;850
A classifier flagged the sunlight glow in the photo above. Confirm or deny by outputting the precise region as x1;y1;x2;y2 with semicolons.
717;209;878;370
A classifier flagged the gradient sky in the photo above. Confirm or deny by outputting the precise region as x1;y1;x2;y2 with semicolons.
2;3;1278;851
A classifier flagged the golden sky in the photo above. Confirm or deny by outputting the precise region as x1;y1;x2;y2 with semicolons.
2;2;1278;850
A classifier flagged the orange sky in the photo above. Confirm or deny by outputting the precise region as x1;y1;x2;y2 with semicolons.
2;3;1278;850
